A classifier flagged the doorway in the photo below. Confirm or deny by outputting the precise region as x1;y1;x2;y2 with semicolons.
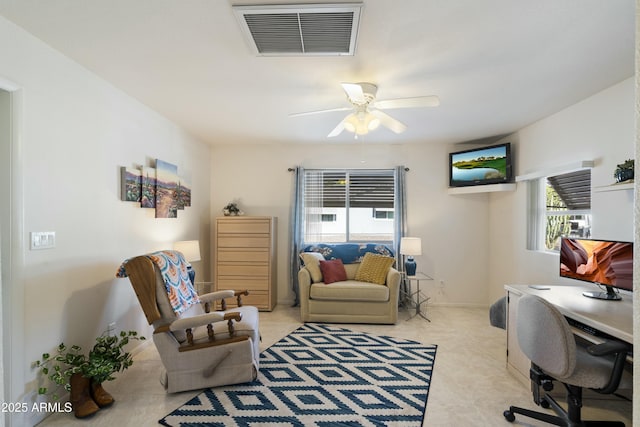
0;88;10;427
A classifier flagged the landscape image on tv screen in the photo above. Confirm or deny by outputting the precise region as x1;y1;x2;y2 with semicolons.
450;145;509;186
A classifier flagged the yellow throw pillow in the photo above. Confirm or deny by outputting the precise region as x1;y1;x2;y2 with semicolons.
299;252;325;283
355;253;395;285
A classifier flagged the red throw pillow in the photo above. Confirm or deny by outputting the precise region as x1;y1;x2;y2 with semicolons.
319;259;347;284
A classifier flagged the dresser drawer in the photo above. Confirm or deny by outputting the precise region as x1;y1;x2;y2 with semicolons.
217;220;270;234
217;265;268;277
216;278;269;291
217;236;270;248
217;250;269;263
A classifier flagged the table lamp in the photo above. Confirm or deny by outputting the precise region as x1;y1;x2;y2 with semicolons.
400;237;422;276
173;240;201;284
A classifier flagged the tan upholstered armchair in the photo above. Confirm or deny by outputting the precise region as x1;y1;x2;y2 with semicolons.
120;251;260;393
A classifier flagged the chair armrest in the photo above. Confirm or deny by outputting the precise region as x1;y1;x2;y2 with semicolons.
587;339;632;394
587;339;631;357
199;289;249;311
169;312;226;331
199;290;235;304
298;267;312;288
386;267;401;290
163;311;245;350
298;267;312;320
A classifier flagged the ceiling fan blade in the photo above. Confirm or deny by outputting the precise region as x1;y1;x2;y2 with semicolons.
327;120;346;137
374;95;440;110
370;110;407;134
341;82;366;104
289;107;352;117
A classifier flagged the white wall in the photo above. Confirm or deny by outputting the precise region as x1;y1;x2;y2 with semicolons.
209;78;635;312
210;142;492;308
0;16;211;425
488;78;635;304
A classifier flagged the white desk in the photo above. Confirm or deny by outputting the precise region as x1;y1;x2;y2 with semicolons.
504;284;633;385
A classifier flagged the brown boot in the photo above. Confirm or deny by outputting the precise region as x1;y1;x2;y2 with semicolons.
90;379;114;408
70;373;100;418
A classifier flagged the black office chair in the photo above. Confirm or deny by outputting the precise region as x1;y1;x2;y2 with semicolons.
503;294;631;426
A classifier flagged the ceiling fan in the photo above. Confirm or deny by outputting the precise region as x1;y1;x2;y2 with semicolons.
290;82;440;138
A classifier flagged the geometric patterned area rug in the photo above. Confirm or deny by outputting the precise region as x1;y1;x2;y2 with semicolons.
159;323;437;426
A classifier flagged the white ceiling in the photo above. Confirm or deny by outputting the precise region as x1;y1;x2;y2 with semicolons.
0;0;634;145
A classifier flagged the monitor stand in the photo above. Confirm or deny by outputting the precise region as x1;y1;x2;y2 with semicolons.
582;285;622;301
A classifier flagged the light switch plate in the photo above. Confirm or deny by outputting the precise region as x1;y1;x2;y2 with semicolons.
30;231;55;250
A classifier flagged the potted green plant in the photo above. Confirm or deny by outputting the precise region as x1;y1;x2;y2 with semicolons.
223;202;241;216
614;159;634;183
35;330;144;418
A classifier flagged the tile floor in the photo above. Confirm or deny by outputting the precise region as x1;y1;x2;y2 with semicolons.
36;304;632;426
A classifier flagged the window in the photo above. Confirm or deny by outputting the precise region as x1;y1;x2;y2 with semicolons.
321;214;336;222
528;169;591;251
373;208;394;220
303;169;395;243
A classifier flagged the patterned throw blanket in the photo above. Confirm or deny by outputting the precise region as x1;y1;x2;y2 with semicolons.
117;250;199;315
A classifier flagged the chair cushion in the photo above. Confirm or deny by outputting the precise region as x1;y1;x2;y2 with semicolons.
355;253;395;285
299;252;325;283
319;259;347;284
310;280;389;302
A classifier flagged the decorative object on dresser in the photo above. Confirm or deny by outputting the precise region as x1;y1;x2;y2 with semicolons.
400;237;422;276
222;201;243;216
215;216;277;311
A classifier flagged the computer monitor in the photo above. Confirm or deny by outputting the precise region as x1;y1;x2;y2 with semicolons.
559;237;633;300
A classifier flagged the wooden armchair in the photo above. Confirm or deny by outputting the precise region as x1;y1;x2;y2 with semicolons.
122;253;260;393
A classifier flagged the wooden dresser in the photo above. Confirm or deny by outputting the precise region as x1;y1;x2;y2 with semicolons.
214;216;277;311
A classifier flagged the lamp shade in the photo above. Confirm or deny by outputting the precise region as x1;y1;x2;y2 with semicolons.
173;240;201;262
400;237;422;256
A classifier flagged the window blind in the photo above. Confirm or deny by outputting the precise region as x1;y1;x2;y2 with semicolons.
304;169;394;208
546;169;591;210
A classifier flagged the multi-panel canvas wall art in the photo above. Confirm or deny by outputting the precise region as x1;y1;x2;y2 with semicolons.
155;160;179;218
120;167;142;202
120;160;192;218
141;166;157;208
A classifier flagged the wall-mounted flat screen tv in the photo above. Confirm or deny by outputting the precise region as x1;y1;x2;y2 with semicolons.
449;142;513;187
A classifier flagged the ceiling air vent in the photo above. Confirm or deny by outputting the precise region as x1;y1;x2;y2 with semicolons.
233;3;362;56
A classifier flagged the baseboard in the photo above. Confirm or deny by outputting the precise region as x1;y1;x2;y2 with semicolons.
130;337;153;358
427;302;489;309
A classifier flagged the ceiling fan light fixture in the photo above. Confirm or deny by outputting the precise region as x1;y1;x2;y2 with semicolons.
355;122;369;135
343;112;375;135
343;113;358;132
366;115;380;130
